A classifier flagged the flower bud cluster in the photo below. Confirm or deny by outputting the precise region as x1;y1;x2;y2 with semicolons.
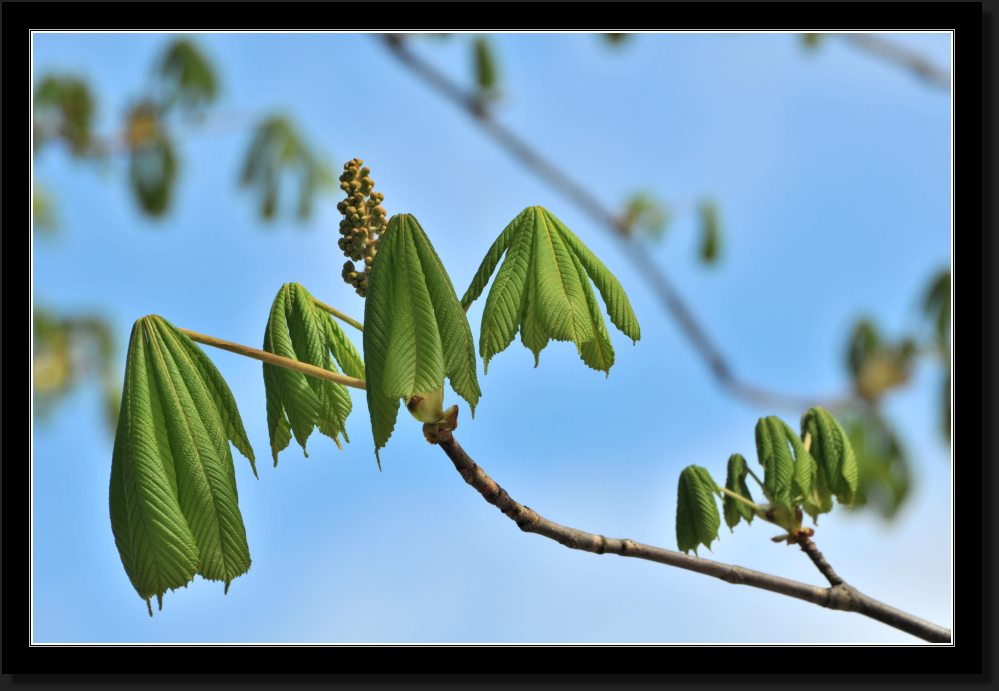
337;158;387;297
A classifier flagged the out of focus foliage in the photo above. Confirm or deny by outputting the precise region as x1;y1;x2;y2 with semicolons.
157;39;219;116
240;116;333;222
34;308;120;430
34;76;95;155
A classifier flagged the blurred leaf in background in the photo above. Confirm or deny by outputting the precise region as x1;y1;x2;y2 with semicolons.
239;116;332;222
603;34;631;47
127;101;179;218
698;199;722;265
801;34;825;51
156;38;219;117
921;269;951;441
34;308;121;431
841;410;911;519
33;184;59;235
846;318;915;402
34;75;95;155
621;192;670;241
472;36;501;106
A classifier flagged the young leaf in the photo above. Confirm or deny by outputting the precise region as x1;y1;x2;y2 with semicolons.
157;39;219;115
723;454;755;530
698;200;721;265
262;283;355;463
110;315;254;614
240;116;329;222
801;407;859;505
922;269;951;347
842;411;911;518
676;465;721;555
472;36;499;94
128;110;178;219
364;214;480;463
461;206;640;374
755;416;794;511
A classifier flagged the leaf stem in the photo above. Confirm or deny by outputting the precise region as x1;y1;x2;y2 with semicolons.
745;466;766;491
311;298;364;332
180;328;366;390
717;486;764;514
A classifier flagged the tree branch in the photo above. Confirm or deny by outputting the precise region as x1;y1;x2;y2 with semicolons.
431;426;951;643
179;327;366;390
380;34;844;413
838;34;950;90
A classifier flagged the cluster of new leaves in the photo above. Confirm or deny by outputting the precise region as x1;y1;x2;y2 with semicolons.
240;116;333;222
363;215;481;464
675;407;857;555
262;283;364;463
461;206;641;375
109;316;256;615
838;268;950;518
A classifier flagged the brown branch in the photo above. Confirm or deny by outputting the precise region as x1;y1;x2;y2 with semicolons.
380;34;842;413
179;327;366;390
432;427;951;643
796;534;844;587
838;34;951;90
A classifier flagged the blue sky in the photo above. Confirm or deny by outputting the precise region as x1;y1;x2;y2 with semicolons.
32;32;952;644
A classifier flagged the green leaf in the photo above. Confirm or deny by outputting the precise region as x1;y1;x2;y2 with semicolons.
157;39;219;115
463;206;640;373
364;214;481;463
676;465;721;555
262;283;354;463
34;75;94;155
323;313;365;380
621;193;669;241
801;407;859;505
723;454;755;530
922;269;951;346
698;200;721;265
941;366;951;442
842;411;911;519
240;116;330;222
755;416;794;511
129;127;178;218
110;316;253;614
473;36;499;93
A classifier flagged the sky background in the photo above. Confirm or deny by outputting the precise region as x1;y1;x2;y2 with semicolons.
31;32;952;644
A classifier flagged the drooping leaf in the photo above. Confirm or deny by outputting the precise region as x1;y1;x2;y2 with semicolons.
755;416;794;511
676;465;721;555
842;411;911;519
723;454;755;530
364;214;480;463
698;200;721;265
801;407;858;505
110;315;254;614
940;365;951;442
462;206;640;374
621;193;670;241
240;116;331;222
127;104;178;218
922;269;951;347
34;75;95;155
472;36;499;94
157;39;219;115
801;33;824;50
261;283;355;463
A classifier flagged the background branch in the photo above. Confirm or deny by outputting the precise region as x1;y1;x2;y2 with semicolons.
431;426;952;643
381;34;845;413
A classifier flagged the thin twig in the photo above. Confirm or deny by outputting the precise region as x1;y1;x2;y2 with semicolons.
838;34;951;90
380;34;844;413
796;535;844;587
179;327;366;390
311;297;365;332
431;427;951;643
